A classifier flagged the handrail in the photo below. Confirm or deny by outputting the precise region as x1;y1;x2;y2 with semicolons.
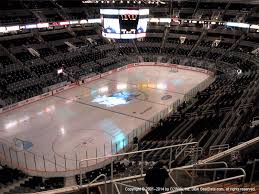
164;166;183;194
168;173;182;194
175;135;193;157
79;141;199;186
209;144;229;156
167;161;228;193
250;159;259;184
85;174;107;194
35;161;242;194
171;136;197;167
163;167;246;194
200;136;259;164
175;161;228;170
209;144;229;149
170;160;229;172
114;182;121;194
161;175;245;194
171;167;245;174
35;174;145;194
80;142;198;163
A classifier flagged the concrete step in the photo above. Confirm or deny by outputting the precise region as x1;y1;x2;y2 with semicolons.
65;176;77;187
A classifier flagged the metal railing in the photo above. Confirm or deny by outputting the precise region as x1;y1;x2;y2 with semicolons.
164;167;246;194
200;136;259;164
209;144;229;156
250;159;259;184
164;166;183;194
79;141;199;186
35;161;243;194
86;174;107;194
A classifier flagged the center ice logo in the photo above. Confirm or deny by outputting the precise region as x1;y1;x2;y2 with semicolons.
92;91;139;107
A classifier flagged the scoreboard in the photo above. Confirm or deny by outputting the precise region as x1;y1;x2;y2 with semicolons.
100;9;149;39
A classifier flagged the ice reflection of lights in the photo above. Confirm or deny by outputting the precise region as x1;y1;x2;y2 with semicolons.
60;127;65;135
5;121;18;129
37;111;43;115
65;99;73;104
98;86;109;93
157;83;167;90
148;83;156;88
65;97;77;104
5;105;55;130
41;105;55;114
45;105;55;113
92;95;128;107
138;82;167;90
116;83;127;90
19;116;30;123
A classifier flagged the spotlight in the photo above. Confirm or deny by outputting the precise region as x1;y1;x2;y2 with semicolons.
138;0;141;3
120;0;123;3
127;0;130;3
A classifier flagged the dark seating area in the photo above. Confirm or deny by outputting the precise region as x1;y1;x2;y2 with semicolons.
0;14;36;25
15;51;38;62
2;70;31;84
44;13;64;22
6;176;64;193
41;32;73;42
74;29;97;37
0;55;13;68
23;0;56;9
37;48;56;57
55;44;70;53
0;165;26;189
0;37;39;48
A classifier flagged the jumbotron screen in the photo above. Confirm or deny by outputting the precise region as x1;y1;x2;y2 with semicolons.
100;9;149;39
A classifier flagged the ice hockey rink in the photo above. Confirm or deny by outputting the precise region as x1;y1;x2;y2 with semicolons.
0;64;211;174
